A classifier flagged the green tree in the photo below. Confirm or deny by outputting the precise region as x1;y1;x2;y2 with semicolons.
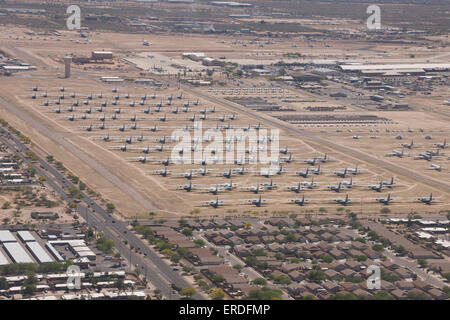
371;290;395;300
210;288;225;300
393;245;407;256
333;292;357;300
0;277;8;290
319;254;333;263
252;277;267;286
106;203;115;212
307;270;325;281
213;274;225;283
372;244;384;252
407;291;429;300
248;287;282;300
418;259;428;268
182;228;193;237
180;287;196;298
194;239;205;247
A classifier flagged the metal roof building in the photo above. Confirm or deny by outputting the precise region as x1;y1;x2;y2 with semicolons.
0;250;9;265
0;230;17;243
3;242;34;263
17;230;36;243
340;63;450;72
45;243;64;262
25;242;53;263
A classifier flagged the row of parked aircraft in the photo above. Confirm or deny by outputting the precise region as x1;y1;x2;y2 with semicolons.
199;193;439;208
170;177;397;194
387;147;445;161
32;86;190;101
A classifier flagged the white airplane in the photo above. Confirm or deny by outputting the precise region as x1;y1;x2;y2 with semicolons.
285;182;303;193
426;148;442;157
286;195;311;206
302;178;317;189
219;168;234;178
434;139;447;149
199;197;229;208
382;177;396;188
373;193;394;205
334;168;349;178
429;164;442;171
400;140;415;149
295;167;311;178
335;165;362;177
201;184;224;195
244;195;272;207
175;170;197;180
233;167;247;175
121;145;164;154
304;153;329;165
279;153;294;163
131;156;182;166
361;181;385;192
240;184;265;194
300;165;321;176
386;148;405;158
414;152;435;161
128;156;151;164
151;168;171;177
219;180;238;191
280;146;296;155
342;177;355;188
257;179;279;190
192;166;215;176
259;166;284;177
329;194;352;205
328;182;344;193
175;181;200;192
416;193;438;205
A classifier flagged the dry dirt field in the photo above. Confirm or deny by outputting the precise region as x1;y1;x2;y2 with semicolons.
1;25;449;219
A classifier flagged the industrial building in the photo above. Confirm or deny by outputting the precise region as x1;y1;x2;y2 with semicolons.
3;242;34;263
17;231;35;243
0;230;62;265
0;230;17;243
47;239;96;261
339;63;450;74
91;51;113;61
210;1;254;7
274;114;394;125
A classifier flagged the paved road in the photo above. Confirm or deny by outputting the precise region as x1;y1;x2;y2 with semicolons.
0;132;204;300
183;85;450;194
383;249;447;289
